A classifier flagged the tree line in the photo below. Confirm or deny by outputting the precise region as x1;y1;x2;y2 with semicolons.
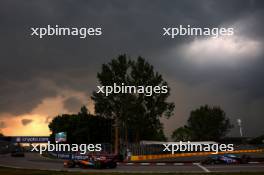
48;55;239;145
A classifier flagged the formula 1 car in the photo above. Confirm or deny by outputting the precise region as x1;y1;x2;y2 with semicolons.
64;155;117;169
11;147;25;157
11;151;25;157
201;154;250;165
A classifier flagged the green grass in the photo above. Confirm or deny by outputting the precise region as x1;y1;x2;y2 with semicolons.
0;166;264;175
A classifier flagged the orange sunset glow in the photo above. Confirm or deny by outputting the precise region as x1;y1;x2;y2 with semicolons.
0;90;94;136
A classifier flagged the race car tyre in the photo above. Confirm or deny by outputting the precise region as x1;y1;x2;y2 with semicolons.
202;158;215;165
64;160;76;168
108;162;117;168
202;158;221;165
94;161;102;169
240;155;251;164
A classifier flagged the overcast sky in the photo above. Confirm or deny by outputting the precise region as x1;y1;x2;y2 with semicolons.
0;0;263;138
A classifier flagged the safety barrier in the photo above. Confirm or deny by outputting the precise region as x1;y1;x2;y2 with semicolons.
130;149;264;161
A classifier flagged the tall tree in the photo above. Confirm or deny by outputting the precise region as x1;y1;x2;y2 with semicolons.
92;55;174;143
186;105;233;141
171;126;192;141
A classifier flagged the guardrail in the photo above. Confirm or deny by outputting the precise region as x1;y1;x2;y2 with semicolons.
130;149;264;161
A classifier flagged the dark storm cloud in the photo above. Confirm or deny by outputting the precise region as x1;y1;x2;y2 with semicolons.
0;78;57;115
21;119;33;126
63;97;83;113
0;0;264;136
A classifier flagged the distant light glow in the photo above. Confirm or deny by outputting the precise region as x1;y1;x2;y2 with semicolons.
180;35;262;66
2;115;51;136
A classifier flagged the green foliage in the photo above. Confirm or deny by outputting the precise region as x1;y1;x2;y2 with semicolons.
186;105;233;141
92;55;174;142
249;135;264;144
48;106;113;144
171;126;192;141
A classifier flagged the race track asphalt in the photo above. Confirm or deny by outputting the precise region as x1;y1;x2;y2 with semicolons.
0;153;264;173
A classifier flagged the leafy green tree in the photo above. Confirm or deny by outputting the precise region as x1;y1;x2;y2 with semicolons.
186;105;233;141
48;106;113;144
92;55;174;142
171;126;192;141
249;135;264;144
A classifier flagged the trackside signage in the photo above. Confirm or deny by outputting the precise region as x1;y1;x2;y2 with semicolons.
12;136;49;143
